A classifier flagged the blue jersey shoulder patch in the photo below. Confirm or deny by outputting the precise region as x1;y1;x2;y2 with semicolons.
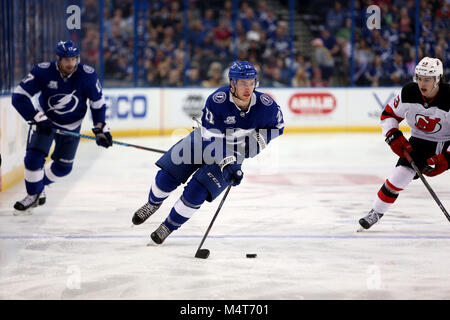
38;62;51;69
260;93;274;106
212;91;227;104
82;64;95;74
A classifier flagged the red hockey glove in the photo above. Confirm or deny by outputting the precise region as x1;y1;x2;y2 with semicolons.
423;153;450;177
385;129;412;158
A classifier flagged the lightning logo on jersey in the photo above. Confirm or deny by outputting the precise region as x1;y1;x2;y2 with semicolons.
11;61;106;131
47;90;79;114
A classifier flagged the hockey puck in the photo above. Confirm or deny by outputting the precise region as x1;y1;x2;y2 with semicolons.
246;253;257;258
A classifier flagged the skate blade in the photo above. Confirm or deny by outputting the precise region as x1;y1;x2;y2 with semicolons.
13;209;34;216
356;226;366;232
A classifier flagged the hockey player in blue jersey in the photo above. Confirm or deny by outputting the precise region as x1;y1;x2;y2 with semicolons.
131;61;284;244
12;40;112;214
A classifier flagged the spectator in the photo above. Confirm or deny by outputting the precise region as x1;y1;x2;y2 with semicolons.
325;2;345;34
185;62;202;86
311;38;334;81
292;67;311;87
201;62;225;87
311;68;328;87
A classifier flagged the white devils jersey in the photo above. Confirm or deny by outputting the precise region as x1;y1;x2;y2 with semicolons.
381;82;450;142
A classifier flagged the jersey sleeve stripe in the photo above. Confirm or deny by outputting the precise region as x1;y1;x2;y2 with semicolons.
381;105;404;122
90;96;105;109
13;85;33;100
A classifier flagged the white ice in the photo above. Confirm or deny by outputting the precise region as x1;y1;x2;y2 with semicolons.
1;132;450;300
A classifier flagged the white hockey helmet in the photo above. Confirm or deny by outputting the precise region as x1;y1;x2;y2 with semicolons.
413;57;443;87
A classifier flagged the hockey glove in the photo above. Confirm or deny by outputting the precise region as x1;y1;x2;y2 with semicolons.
385;129;412;158
219;156;244;186
423;153;450;177
92;122;113;148
31;111;54;135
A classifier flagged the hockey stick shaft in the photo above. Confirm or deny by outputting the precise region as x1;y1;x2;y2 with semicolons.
404;151;450;222
56;129;166;154
195;183;233;254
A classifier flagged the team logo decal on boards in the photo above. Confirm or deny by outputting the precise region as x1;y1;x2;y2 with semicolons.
212;91;226;104
47;90;79;115
415;114;441;133
260;94;273;106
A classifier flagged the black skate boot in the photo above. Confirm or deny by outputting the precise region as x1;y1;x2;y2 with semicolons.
150;223;173;244
359;209;384;230
13;192;42;215
132;202;161;225
38;190;46;206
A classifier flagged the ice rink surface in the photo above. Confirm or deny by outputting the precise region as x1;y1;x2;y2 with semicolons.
1;132;450;300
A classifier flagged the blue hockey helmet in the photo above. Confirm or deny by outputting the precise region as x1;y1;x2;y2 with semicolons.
228;61;259;91
55;40;80;59
228;61;258;80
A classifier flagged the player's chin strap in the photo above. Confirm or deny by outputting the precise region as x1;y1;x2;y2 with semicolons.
427;78;440;97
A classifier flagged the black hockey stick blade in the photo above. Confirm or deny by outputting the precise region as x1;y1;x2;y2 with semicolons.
195;249;210;259
404;151;450;223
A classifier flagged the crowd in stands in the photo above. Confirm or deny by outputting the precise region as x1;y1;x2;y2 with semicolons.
80;0;450;87
304;0;450;86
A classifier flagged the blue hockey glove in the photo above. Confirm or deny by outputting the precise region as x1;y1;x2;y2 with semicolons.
220;156;244;186
92;122;113;148
31;111;54;135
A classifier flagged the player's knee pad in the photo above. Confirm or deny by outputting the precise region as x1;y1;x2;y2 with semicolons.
24;149;46;171
165;179;208;230
155;169;180;192
44;160;73;183
149;169;181;204
182;178;208;206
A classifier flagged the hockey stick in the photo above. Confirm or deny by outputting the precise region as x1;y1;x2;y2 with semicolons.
404;151;450;223
56;129;166;154
195;183;233;259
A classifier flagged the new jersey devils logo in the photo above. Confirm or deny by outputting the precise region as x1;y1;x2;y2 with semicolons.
415;114;441;133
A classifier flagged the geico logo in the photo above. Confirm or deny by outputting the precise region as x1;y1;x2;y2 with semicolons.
105;95;147;119
288;93;336;115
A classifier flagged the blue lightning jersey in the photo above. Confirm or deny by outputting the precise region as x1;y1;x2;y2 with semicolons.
12;61;106;131
200;86;285;161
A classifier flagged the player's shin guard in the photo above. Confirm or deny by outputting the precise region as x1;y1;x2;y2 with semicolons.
148;169;180;205
132;169;180;225
24;150;46;195
43;161;73;186
152;179;208;244
372;165;415;214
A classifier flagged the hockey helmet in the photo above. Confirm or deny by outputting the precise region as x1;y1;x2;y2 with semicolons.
55;40;80;61
228;61;259;89
228;61;258;80
413;57;443;86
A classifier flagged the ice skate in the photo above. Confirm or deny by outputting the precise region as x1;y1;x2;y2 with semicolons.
13;192;42;215
132;202;161;225
38;190;46;205
358;209;384;231
150;223;173;244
